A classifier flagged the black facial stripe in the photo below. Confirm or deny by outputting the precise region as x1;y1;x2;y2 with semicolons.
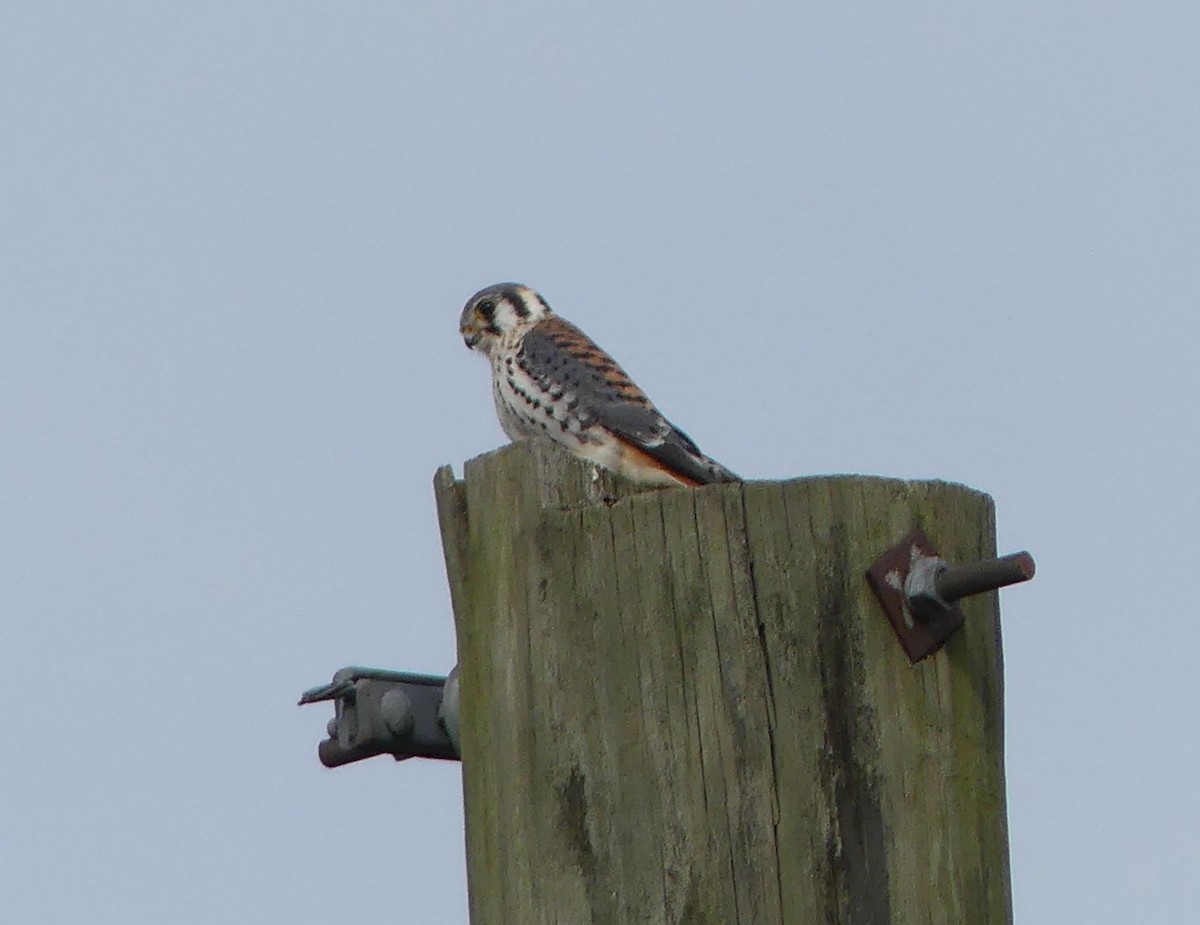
511;295;531;319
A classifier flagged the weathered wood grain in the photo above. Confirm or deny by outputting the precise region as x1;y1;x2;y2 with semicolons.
434;438;1010;925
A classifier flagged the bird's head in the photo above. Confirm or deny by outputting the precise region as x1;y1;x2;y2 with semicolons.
459;283;552;357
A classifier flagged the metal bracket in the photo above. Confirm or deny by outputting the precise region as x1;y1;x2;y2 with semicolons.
866;529;1034;663
298;666;461;767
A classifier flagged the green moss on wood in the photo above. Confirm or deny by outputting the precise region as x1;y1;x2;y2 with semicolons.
434;439;1011;925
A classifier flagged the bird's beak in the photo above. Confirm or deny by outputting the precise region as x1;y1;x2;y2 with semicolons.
462;327;481;349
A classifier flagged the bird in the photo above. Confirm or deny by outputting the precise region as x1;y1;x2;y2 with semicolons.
459;282;739;487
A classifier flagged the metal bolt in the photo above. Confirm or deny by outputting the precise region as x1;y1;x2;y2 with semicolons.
905;550;1035;623
867;529;1036;663
380;688;415;738
935;551;1035;603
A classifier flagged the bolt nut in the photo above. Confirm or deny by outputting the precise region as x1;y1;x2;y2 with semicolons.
904;555;951;623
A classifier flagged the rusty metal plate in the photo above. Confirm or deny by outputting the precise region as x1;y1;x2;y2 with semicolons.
865;528;964;663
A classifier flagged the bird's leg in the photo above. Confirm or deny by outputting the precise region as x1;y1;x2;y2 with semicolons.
587;464;619;506
583;463;603;505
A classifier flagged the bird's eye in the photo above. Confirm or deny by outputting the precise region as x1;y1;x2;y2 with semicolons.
477;299;496;322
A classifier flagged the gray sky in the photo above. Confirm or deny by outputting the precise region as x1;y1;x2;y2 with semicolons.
3;2;1197;922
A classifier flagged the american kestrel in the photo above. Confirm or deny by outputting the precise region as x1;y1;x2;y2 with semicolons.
459;283;739;487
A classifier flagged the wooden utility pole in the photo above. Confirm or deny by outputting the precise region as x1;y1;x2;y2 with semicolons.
434;439;1011;925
